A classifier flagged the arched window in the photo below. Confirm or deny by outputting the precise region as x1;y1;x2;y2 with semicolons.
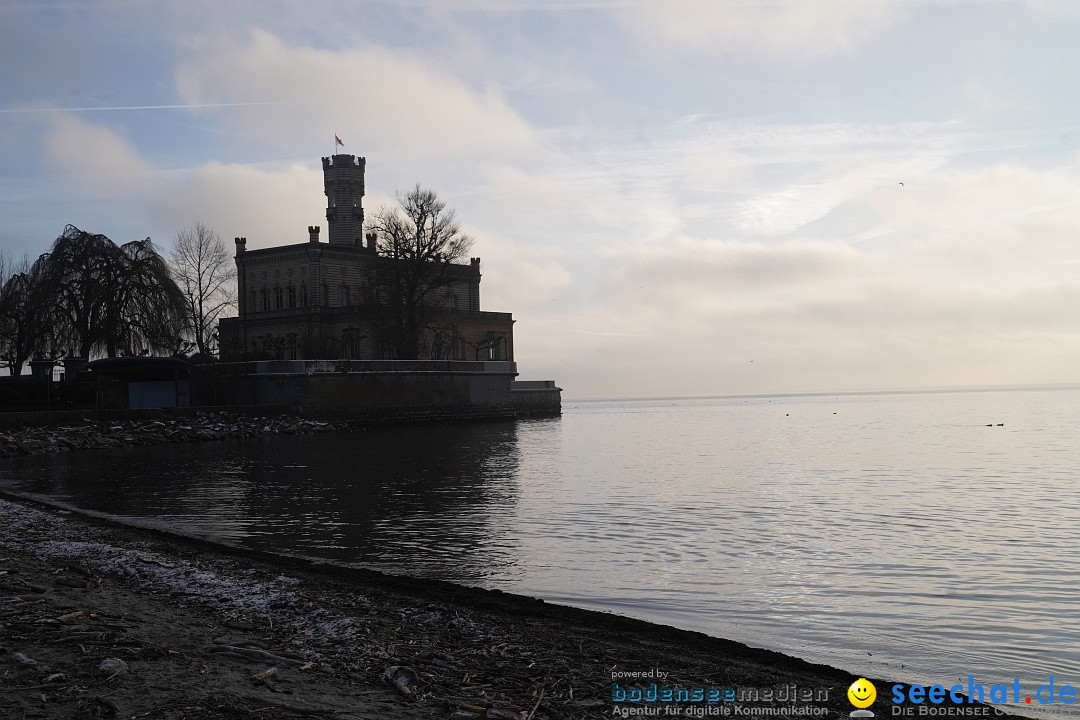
274;287;284;310
340;284;350;306
287;286;296;309
342;331;357;359
260;288;269;311
300;284;308;307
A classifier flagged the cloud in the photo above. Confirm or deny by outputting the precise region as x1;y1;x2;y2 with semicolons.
614;0;902;60
529;152;1080;396
476;238;575;311
44;114;158;197
153;161;327;251
175;29;536;161
39;114;371;252
864;162;1080;279
609;238;865;301
477;161;681;250
1025;0;1080;17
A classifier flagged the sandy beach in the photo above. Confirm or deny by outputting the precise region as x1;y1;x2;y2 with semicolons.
0;492;1020;720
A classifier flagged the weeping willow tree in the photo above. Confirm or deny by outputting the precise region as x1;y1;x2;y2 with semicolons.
34;225;189;358
0;255;56;375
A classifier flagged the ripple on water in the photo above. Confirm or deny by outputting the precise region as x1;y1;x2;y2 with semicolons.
3;389;1080;717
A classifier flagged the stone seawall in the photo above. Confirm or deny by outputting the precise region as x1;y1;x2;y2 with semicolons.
0;362;559;458
511;380;562;417
204;360;521;416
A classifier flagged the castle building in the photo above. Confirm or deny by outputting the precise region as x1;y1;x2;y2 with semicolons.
218;154;514;362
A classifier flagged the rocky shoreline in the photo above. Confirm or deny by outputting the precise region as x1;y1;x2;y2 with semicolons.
0;494;1028;720
0;412;347;458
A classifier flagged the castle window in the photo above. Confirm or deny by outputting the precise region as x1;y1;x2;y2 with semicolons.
249;290;256;314
261;288;269;312
340;284;350;306
274;287;284;310
300;284;308;307
342;331;357;359
287;285;296;309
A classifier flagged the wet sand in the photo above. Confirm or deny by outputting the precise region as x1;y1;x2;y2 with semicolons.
0;492;1020;720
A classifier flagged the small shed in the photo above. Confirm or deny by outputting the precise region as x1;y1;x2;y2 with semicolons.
89;357;194;409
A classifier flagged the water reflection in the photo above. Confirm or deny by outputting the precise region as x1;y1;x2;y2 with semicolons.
0;422;524;582
6;390;1080;719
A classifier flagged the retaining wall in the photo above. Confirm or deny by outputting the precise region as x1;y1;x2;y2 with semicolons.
510;380;563;416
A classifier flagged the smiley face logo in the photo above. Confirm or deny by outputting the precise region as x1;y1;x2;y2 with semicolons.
848;678;876;708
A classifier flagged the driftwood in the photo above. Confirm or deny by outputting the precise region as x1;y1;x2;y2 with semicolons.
526;689;545;720
236;695;356;716
252;666;278;682
383;665;418;697
457;702;523;719
205;644;306;667
3;681;73;691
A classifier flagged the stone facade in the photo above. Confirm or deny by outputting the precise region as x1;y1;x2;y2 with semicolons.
219;154;514;362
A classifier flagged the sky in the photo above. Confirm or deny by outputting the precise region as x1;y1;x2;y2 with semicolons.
3;0;1080;398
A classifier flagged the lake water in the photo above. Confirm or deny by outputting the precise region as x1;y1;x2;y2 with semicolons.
3;386;1079;716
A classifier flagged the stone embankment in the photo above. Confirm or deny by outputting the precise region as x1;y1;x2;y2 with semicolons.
0;412;346;459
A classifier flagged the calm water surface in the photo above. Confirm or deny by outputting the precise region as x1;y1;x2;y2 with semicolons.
3;386;1079;714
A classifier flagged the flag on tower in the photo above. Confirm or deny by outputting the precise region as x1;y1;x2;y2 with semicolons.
335;134;344;147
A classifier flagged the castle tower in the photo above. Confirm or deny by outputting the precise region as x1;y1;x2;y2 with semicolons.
322;154;366;247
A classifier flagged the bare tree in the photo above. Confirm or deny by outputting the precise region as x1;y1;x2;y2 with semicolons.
426;321;456;361
366;185;473;359
171;222;236;357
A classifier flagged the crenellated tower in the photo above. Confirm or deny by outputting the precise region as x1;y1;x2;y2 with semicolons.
322;154;366;247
